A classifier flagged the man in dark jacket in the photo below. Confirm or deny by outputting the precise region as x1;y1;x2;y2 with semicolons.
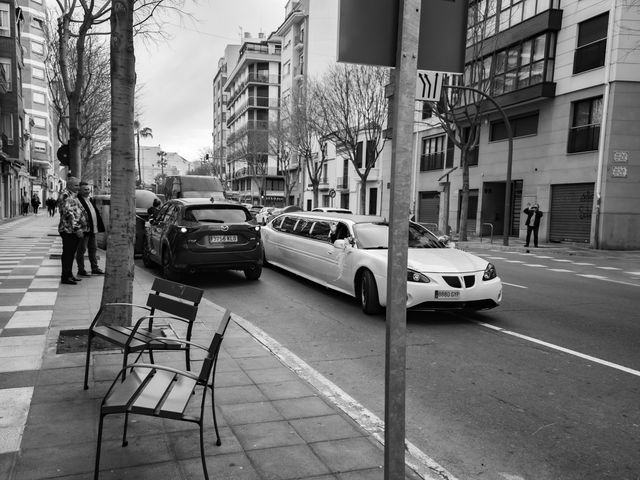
523;203;543;248
76;181;106;276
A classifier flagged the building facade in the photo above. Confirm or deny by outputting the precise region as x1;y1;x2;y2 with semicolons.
412;0;640;249
223;33;283;205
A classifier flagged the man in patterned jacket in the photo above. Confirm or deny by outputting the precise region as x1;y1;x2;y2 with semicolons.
58;177;87;285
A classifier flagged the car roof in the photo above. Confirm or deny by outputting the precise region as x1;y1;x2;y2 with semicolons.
279;211;386;225
170;198;247;208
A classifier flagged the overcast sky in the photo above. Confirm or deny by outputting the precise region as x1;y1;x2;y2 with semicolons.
134;0;286;162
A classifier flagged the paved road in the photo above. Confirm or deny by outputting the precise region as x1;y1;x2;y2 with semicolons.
137;247;640;480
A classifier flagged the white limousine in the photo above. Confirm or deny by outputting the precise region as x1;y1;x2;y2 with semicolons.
261;212;502;314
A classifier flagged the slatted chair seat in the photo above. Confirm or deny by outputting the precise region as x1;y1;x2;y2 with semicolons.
94;309;232;480
84;278;204;390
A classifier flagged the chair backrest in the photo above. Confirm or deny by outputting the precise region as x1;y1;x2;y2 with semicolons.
198;309;232;385
146;278;204;321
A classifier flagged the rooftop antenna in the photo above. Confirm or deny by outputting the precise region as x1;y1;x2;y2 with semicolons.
238;26;243;42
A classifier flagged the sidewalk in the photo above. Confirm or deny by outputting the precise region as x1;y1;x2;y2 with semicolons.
0;214;426;480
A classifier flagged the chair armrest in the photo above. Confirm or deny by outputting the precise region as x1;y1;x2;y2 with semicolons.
143;336;207;351
90;303;152;329
125;363;200;381
136;315;191;326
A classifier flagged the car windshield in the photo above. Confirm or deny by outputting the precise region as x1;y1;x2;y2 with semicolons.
183;206;249;223
353;222;445;249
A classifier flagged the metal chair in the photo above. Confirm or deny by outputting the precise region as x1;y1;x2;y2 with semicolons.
94;309;231;480
84;278;204;390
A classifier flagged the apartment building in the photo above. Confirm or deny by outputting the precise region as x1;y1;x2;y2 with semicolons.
413;0;640;249
19;0;56;203
223;33;283;205
0;0;26;218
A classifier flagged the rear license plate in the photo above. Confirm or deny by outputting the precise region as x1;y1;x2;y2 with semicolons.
209;235;237;243
435;290;460;299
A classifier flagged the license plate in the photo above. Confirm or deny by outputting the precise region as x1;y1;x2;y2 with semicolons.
435;290;460;299
209;235;237;243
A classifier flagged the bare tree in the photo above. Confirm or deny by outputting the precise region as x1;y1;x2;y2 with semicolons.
428;0;504;241
309;64;388;214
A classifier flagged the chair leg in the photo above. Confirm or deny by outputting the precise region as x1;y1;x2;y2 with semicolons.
84;331;94;390
122;412;129;447
122;351;129;381
95;413;105;480
199;420;209;480
185;346;191;371
149;349;155;365
210;385;221;446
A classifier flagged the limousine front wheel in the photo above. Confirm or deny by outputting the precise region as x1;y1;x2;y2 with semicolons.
244;264;262;281
360;270;382;315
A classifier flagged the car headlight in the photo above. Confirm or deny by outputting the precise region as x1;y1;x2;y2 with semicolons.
407;269;430;283
483;263;497;281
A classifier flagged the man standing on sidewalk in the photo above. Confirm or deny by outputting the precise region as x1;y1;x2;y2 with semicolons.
76;181;105;276
58;177;87;285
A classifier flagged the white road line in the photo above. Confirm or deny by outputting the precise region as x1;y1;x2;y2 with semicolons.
224;304;457;480
596;266;621;270
474;321;640;378
502;282;528;289
505;260;525;263
548;269;574;273
551;259;572;262
573;262;594;266
577;274;609;280
523;264;547;268
627;271;640;276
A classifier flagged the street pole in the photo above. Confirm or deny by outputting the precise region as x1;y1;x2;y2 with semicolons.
385;0;419;478
443;85;513;245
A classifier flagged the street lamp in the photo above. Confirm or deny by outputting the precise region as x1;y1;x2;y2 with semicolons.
443;85;514;246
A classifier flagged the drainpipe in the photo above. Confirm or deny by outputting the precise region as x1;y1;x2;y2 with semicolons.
593;0;618;249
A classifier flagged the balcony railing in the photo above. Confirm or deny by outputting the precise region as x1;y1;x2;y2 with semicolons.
336;177;349;189
247;73;280;84
420;152;445;171
568;124;600;153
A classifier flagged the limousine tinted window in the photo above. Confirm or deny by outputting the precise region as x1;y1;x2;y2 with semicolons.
309;221;331;241
294;218;314;236
353;222;445;249
279;216;298;233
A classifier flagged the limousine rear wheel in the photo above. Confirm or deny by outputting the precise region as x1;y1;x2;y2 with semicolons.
360;269;382;315
244;264;262;280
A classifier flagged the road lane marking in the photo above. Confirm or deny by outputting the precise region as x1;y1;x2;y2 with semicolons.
573;262;594;266
548;269;574;273
505;260;525;263
215;302;456;480
523;264;547;268
551;259;572;262
596;266;621;270
474;321;640;378
502;282;528;289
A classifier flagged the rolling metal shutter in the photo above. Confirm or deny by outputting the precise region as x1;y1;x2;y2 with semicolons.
418;191;440;225
549;183;594;243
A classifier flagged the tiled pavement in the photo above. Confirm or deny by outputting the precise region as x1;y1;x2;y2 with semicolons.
0;215;429;480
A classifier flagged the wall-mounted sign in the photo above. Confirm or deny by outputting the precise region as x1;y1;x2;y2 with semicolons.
613;151;629;163
611;166;628;178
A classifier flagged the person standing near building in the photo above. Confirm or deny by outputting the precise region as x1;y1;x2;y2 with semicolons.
76;182;105;276
58;177;87;285
45;197;57;216
523;203;543;248
31;193;41;214
21;191;30;215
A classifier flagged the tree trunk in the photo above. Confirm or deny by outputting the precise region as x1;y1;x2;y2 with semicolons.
459;150;470;241
101;0;136;326
359;177;367;215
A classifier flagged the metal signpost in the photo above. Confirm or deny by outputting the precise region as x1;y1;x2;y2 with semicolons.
337;1;468;477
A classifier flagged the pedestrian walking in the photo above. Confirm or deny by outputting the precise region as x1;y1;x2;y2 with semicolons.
523;203;543;248
57;177;87;285
45;197;57;217
76;182;105;276
21;192;30;215
31;194;41;215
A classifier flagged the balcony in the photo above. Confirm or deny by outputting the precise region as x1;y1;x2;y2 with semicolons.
336;177;349;190
568;124;600;154
294;32;304;50
420;153;445;171
247;73;280;84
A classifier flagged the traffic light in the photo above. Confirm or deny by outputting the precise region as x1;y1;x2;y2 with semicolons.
57;144;70;167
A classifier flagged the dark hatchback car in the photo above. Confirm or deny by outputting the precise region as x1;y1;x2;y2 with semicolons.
142;198;263;281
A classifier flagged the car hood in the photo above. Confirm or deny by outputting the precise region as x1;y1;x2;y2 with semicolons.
363;248;488;273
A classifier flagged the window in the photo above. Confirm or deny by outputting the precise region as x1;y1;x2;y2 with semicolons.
32;41;44;55
0;4;9;37
488;33;553;97
568;97;602;153
420;136;447;171
574;13;608;74
32;66;45;80
33;116;46;129
421;102;433;120
490;111;539;141
34;141;47;153
31;17;43;30
462;127;479;166
356;141;363;168
33;92;45;104
365;140;376;167
0;58;11;91
1;114;13;145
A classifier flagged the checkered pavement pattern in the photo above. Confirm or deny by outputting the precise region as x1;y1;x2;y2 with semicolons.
0;216;62;456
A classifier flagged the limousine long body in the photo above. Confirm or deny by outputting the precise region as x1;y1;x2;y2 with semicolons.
261;212;502;314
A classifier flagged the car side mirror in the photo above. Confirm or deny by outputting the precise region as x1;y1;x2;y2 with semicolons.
333;239;348;249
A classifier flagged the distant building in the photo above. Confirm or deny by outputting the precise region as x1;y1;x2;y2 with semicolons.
138;145;189;187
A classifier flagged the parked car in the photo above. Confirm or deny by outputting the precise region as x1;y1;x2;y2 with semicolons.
142;198;263;281
261;212;502;314
311;207;352;214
